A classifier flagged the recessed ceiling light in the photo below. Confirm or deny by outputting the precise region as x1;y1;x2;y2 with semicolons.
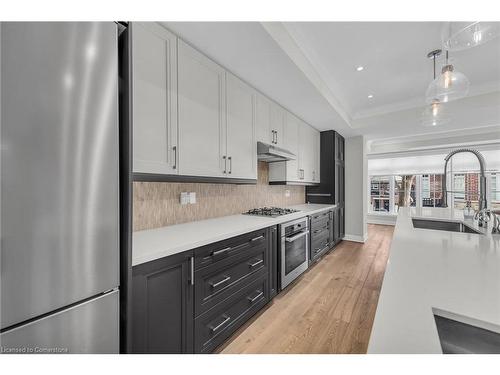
368;94;374;99
356;66;364;71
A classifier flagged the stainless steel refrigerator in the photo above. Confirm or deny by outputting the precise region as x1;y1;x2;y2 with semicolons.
0;22;120;353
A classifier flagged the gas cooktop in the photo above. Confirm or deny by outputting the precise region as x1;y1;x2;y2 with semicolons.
243;207;300;218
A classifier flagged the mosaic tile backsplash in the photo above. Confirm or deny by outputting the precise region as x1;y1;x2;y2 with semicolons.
133;162;305;231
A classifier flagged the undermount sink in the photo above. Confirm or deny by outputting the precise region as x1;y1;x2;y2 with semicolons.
412;218;482;235
433;312;500;354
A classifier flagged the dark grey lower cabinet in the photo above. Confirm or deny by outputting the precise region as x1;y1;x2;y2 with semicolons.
132;251;194;353
194;274;268;353
310;209;334;263
269;226;278;299
332;206;344;245
132;226;278;354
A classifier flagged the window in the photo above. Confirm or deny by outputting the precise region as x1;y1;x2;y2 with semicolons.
394;175;416;212
369;171;499;215
491;173;500;210
421;174;444;207
452;172;480;210
370;176;390;212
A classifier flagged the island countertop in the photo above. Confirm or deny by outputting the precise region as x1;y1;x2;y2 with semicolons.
368;207;500;353
132;203;335;266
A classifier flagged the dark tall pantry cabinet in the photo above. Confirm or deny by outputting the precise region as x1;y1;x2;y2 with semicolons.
306;130;345;245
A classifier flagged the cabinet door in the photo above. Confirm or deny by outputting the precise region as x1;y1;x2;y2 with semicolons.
178;40;226;177
313;130;321;183
269;226;278;299
335;132;345;162
333;208;340;244
255;94;271;144
284;112;300;181
298;121;308;181
132;252;194;353
226;73;257;180
299;123;316;183
270;101;285;147
132;22;178;175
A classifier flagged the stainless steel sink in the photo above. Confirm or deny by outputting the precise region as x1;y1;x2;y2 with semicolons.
412;218;482;235
434;314;500;354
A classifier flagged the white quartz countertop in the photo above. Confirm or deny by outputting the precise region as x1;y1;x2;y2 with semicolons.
132;203;335;266
368;207;500;353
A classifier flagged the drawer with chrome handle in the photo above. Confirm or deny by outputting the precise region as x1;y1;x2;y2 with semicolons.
195;229;268;270
311;239;330;263
247;290;264;304
194;275;269;353
194;246;268;317
311;210;330;221
312;223;329;235
209;314;231;334
209;275;231;289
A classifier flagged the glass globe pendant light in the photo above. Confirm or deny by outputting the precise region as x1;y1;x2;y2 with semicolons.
425;50;469;104
442;22;500;51
421;49;451;127
421;99;451;127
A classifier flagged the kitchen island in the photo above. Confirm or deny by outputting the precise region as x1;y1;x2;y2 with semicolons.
368;207;500;353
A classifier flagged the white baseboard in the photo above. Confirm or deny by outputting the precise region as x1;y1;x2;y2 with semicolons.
343;232;369;243
367;218;396;226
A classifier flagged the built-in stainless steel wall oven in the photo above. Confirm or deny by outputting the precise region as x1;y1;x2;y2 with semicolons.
279;217;310;289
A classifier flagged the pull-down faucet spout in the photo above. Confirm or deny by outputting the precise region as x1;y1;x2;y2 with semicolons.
442;148;487;211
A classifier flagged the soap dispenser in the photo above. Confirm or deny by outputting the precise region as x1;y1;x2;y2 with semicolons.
463;200;475;220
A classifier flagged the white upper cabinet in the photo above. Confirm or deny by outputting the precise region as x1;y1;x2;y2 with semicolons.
132;22;178;175
256;94;285;147
132;23;318;184
177;40;226;178
255;94;272;144
269;101;285;147
225;73;257;180
299;123;321;184
298;121;309;182
269;111;301;182
270;113;321;184
313;130;321;183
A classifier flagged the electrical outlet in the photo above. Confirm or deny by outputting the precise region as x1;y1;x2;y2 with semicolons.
285;190;290;198
189;192;196;204
180;192;189;205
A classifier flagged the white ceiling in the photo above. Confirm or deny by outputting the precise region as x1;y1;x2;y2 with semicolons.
284;22;500;119
162;21;500;142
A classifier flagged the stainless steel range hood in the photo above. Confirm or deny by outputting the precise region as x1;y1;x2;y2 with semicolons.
257;141;296;162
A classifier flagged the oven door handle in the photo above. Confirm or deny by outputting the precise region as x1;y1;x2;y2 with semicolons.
285;231;308;242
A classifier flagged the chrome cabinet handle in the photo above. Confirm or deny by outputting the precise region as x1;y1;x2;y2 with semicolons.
190;256;194;286
222;155;227;174
210;275;231;288
271;130;275;144
275;131;278;144
285;230;308;242
247;291;264;303
248;259;264;268
173;146;177;170
250;235;264;242
212;247;231;257
210;315;231;333
228;156;232;174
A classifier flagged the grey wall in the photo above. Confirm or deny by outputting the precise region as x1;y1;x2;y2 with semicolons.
345;135;368;242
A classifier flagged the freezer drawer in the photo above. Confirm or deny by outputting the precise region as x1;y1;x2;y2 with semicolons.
0;290;119;354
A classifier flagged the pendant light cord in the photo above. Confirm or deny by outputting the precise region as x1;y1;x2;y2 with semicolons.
433;54;436;79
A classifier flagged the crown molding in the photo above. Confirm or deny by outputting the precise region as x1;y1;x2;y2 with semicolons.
260;22;353;128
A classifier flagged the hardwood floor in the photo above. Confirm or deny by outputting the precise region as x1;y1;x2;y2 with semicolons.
218;224;394;354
